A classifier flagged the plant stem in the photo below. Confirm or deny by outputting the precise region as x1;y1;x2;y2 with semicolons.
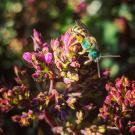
44;110;55;128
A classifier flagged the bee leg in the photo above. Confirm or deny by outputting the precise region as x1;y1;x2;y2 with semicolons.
79;50;86;55
84;58;92;65
95;58;101;78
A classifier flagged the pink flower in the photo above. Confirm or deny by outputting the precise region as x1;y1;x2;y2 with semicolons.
75;1;87;14
32;73;38;79
63;32;70;54
62;32;79;54
102;69;110;77
51;38;60;50
32;29;44;51
45;52;53;64
70;61;80;68
23;52;32;63
64;78;72;84
52;126;63;134
115;78;123;89
129;126;135;133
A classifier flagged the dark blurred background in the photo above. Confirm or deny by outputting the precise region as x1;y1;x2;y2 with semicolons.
0;1;135;134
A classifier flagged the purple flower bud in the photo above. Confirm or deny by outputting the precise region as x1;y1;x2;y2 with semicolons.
115;78;122;89
42;45;49;53
102;69;110;77
63;32;76;54
63;32;70;47
32;29;44;51
70;61;80;68
32;72;40;79
33;29;44;44
37;53;45;62
51;38;60;50
45;52;52;64
105;83;112;91
23;52;32;63
105;95;112;104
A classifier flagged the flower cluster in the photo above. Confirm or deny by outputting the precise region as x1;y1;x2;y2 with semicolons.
0;85;29;112
51;32;82;84
0;23;108;134
23;29;83;86
23;27;97;86
99;76;135;134
23;29;53;81
12;110;35;126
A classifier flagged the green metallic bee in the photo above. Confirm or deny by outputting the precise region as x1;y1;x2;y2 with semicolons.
71;20;120;77
71;20;99;61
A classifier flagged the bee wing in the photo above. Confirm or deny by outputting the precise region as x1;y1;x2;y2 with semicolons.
75;20;90;36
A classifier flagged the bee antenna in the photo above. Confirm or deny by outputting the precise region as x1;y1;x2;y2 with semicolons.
99;54;120;59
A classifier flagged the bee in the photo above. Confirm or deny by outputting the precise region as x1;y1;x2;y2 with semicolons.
71;20;99;61
70;20;120;78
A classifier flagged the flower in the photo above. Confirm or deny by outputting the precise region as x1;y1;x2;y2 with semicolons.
45;52;53;64
50;38;60;50
0;22;110;134
23;52;32;63
129;126;135;134
32;71;40;79
63;32;70;54
66;97;76;109
52;126;63;134
76;111;83;124
74;1;87;14
70;60;80;68
12;110;35;126
99;76;135;133
32;29;44;51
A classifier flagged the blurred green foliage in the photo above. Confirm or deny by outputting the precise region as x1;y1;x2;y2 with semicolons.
0;0;135;82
